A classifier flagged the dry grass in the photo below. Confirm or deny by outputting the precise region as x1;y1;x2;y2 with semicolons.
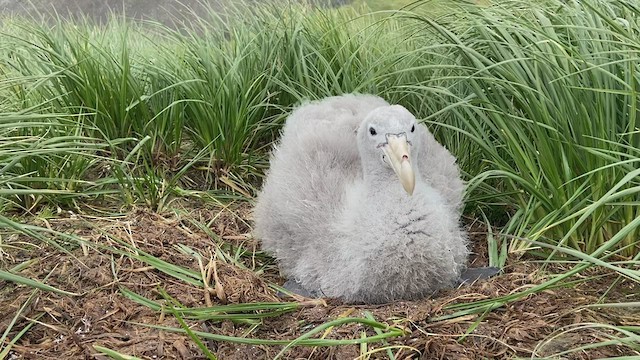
1;205;638;359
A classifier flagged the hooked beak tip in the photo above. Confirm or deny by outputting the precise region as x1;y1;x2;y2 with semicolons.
383;134;415;196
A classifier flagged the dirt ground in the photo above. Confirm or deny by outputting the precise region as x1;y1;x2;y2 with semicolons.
1;204;638;359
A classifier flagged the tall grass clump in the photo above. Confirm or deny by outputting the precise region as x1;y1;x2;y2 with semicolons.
406;0;640;257
1;19;160;142
156;12;278;181
266;4;413;103
0;111;126;212
155;3;417;182
0;3;422;208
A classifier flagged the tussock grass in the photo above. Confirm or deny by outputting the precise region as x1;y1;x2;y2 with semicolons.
402;0;640;257
0;112;127;211
0;3;419;210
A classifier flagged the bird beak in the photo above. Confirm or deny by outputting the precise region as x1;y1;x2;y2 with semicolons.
382;133;415;195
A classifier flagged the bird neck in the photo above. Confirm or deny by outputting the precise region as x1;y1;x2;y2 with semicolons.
361;157;421;198
363;170;419;201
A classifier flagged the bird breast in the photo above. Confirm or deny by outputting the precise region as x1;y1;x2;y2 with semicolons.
339;181;453;249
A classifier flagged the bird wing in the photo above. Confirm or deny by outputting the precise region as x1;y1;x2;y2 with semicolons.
414;124;465;213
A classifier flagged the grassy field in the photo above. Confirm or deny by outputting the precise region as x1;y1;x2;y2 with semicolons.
0;0;639;359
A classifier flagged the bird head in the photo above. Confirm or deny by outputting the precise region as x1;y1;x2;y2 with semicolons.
358;105;419;195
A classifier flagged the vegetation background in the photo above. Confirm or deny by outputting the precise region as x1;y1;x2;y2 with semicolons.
0;0;351;25
0;0;638;359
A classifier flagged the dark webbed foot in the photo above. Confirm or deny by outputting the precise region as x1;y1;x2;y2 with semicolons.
458;266;501;285
278;279;321;298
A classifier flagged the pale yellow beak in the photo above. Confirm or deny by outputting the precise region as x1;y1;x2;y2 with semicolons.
382;134;415;195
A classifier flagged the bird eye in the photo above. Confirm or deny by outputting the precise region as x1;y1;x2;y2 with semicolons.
411;124;415;133
369;127;377;136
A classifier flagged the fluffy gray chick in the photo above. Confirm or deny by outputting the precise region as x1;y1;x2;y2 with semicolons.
253;94;468;304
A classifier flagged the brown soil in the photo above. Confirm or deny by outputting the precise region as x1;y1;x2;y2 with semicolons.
1;206;638;359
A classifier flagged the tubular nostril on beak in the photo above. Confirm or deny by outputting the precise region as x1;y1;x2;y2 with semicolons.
385;132;406;141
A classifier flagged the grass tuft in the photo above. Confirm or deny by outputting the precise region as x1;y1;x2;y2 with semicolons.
402;0;640;257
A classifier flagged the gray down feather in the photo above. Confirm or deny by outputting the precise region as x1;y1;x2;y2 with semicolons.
253;94;469;304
